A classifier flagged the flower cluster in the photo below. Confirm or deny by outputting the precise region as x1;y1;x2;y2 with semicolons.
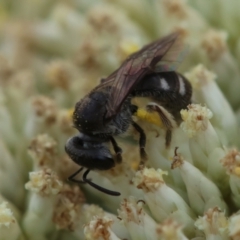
0;0;240;239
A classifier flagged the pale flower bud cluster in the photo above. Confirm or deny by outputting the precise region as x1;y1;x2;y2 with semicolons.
195;207;228;239
52;184;85;231
0;0;240;240
180;104;213;138
0;202;23;240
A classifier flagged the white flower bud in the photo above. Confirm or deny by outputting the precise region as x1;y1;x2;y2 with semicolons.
185;65;240;147
180;104;228;186
0;202;23;240
84;216;121;240
156;219;188;240
172;152;228;215
25;95;59;136
133;168;196;236
229;212;240;240
52;184;85;231
221;149;240;207
195;207;228;240
28;134;57;170
23;169;63;239
0;139;25;208
118;197;159;240
181;104;213;139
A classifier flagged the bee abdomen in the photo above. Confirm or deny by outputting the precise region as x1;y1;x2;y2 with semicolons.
132;72;192;123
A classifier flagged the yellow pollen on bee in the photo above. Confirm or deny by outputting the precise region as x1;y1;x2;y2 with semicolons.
67;108;74;118
233;167;240;177
135;108;163;127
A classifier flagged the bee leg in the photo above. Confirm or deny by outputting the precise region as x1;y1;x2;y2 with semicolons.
132;121;147;167
68;167;86;184
165;129;172;148
82;169;120;196
146;103;175;148
110;136;122;163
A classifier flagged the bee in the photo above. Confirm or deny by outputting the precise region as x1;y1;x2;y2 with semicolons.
65;32;192;196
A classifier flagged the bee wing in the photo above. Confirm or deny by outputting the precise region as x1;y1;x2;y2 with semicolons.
153;35;189;72
93;71;117;93
104;32;188;119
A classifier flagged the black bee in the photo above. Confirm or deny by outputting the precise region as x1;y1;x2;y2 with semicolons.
65;32;192;196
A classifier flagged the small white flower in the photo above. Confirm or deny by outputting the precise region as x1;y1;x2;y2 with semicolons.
172;150;228;215
195;207;228;240
0;202;23;240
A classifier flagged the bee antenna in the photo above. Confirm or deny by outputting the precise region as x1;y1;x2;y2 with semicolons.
83;169;121;196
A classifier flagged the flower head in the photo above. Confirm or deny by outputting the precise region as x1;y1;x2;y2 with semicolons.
0;1;240;239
